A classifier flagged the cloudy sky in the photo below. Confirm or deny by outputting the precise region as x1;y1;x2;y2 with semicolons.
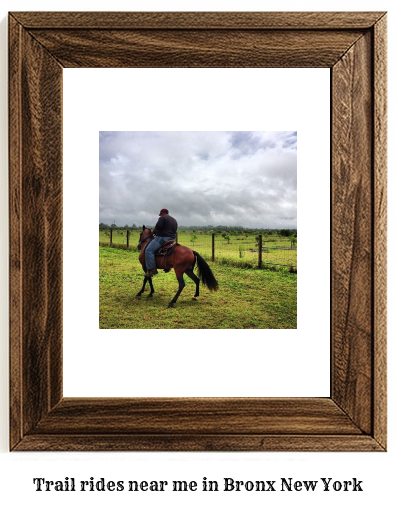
99;131;297;229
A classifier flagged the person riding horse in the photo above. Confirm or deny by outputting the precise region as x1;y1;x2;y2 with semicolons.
145;208;178;276
138;224;218;308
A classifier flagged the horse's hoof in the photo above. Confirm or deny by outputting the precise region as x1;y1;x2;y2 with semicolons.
192;296;197;300
147;293;153;298
168;303;174;309
136;293;142;297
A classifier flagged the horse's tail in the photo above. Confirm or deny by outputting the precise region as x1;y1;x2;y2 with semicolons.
193;251;219;292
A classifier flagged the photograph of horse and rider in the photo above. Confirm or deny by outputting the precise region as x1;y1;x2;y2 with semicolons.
99;131;297;329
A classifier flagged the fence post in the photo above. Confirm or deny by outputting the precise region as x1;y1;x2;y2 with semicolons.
126;229;129;248
212;233;215;262
258;234;262;268
110;228;113;245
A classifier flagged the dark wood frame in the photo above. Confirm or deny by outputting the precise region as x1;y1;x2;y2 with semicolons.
9;12;387;451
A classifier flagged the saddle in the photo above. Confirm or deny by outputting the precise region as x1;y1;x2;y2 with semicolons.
155;240;179;257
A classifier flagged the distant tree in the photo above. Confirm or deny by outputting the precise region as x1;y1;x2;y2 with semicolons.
190;233;197;246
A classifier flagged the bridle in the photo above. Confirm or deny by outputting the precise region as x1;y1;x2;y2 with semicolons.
138;230;153;246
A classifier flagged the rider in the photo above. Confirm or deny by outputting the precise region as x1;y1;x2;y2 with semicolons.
145;208;178;276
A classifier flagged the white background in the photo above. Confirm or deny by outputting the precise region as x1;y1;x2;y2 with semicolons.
63;68;330;397
0;1;395;507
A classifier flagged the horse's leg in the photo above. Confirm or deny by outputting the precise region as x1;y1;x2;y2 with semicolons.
147;276;155;297
185;269;200;299
168;272;185;308
137;274;155;297
136;275;149;296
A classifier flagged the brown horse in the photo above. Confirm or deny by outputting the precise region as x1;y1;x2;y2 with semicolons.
137;226;218;308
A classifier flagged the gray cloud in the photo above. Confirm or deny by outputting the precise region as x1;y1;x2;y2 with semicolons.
99;131;297;229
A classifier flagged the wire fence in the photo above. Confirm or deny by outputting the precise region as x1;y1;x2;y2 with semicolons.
99;229;297;270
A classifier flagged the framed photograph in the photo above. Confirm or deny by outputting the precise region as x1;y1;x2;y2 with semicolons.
9;11;387;451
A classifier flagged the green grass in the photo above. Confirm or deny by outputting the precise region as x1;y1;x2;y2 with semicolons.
99;246;297;329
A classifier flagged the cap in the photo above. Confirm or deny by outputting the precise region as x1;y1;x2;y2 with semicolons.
159;208;169;215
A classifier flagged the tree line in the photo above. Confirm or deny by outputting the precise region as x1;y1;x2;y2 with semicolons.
99;223;296;238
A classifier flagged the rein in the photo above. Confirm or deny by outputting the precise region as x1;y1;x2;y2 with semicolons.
139;231;153;245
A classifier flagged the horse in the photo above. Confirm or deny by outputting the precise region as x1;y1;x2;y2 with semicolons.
136;226;219;308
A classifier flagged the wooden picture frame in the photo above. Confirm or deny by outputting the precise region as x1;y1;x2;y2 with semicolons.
9;11;387;451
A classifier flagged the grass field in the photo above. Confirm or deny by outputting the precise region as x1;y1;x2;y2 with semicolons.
99;246;297;329
99;229;297;269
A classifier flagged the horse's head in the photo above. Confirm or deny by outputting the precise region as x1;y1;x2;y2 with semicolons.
137;225;152;250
